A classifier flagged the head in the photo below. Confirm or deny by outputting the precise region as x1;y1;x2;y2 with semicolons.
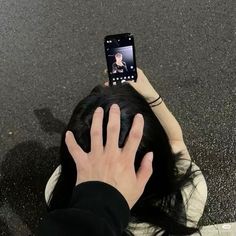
115;52;123;62
48;83;199;235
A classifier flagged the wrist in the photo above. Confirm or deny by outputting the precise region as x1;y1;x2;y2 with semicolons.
147;93;164;108
147;93;161;104
146;92;159;103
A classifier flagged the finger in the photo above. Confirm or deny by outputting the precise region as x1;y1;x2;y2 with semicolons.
104;81;109;86
105;104;121;150
136;152;153;190
137;67;142;73
122;113;144;160
65;131;87;164
90;107;104;153
127;80;136;85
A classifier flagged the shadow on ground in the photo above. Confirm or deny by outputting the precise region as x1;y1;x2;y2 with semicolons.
0;108;65;235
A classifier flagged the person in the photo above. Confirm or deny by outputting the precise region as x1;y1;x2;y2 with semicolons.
38;103;152;235
40;68;208;235
112;52;128;73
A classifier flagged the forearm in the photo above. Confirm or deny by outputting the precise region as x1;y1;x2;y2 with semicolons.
147;92;184;142
38;182;130;236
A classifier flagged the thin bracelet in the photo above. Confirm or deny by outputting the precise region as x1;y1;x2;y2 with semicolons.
150;100;163;107
148;94;162;104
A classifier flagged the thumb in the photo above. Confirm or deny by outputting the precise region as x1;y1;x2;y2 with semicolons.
65;131;87;168
136;152;153;190
104;81;109;86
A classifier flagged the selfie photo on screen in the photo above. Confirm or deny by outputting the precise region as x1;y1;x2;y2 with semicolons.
108;46;134;75
112;52;128;74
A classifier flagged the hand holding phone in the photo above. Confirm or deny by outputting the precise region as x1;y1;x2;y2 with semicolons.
104;67;159;102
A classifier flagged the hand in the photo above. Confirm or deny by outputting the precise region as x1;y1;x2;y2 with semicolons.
104;67;158;102
65;104;153;209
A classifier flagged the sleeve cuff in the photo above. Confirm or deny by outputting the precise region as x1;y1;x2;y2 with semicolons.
69;181;131;233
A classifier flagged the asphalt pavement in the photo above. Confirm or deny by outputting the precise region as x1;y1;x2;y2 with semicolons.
0;0;235;235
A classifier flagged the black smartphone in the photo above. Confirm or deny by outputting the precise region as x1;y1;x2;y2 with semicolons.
104;33;137;86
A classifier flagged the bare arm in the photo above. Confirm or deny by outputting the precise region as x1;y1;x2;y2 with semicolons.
147;92;183;142
148;92;190;159
122;68;184;142
104;68;190;158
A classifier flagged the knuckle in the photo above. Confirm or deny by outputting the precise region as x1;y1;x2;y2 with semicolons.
130;129;142;139
69;147;77;155
91;128;101;137
108;123;118;131
148;165;153;175
150;168;153;176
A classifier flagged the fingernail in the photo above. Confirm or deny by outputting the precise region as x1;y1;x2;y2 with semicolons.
66;131;71;138
136;113;143;119
111;104;119;110
147;152;153;162
95;107;103;113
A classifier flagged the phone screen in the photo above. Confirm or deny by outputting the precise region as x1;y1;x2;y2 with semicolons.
104;33;137;86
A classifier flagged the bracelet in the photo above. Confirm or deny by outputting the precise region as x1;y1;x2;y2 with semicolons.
148;94;162;104
150;100;163;107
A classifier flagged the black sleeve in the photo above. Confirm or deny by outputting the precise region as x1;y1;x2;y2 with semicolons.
37;181;131;236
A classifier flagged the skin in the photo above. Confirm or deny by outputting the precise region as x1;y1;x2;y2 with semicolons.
65;104;153;210
115;54;123;66
104;67;191;160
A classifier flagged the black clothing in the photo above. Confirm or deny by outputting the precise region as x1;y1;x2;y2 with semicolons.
38;181;130;236
112;62;128;73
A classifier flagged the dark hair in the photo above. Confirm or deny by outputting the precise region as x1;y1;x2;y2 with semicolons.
47;83;202;235
115;52;122;57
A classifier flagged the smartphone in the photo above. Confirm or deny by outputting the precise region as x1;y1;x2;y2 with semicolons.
104;33;137;86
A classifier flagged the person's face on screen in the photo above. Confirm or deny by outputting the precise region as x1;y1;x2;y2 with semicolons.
115;54;122;63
